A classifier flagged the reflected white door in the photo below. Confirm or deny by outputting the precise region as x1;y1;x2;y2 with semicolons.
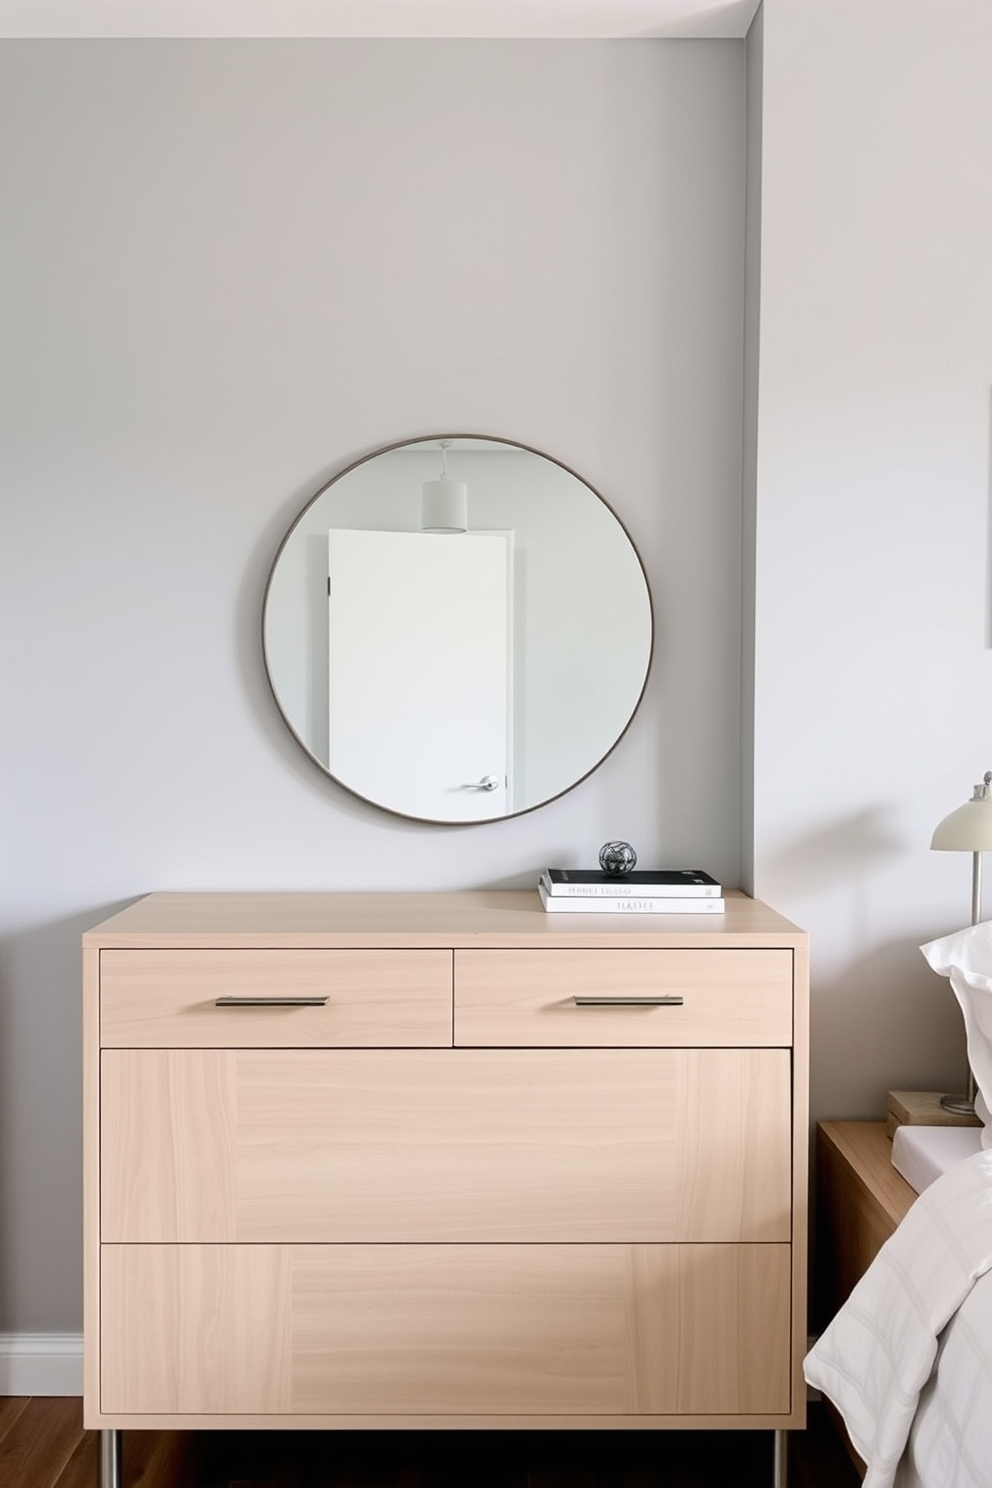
328;529;510;820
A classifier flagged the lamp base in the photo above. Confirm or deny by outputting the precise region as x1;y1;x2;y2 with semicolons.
940;1092;977;1117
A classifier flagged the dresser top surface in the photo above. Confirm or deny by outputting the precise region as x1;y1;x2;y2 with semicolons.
83;889;806;950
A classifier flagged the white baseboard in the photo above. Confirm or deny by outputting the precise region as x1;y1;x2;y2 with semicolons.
0;1333;83;1396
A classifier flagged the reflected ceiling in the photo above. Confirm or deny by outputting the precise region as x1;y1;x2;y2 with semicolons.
0;1;760;40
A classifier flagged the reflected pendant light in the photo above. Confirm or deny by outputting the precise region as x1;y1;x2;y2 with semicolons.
421;440;468;533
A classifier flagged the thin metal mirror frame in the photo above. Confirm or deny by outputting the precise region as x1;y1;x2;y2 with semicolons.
261;433;655;825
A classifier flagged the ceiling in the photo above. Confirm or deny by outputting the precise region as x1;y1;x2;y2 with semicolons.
0;1;761;40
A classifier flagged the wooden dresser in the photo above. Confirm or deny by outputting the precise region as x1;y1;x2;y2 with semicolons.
83;890;808;1438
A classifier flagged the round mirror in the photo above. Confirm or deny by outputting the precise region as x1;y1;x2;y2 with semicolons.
262;435;653;823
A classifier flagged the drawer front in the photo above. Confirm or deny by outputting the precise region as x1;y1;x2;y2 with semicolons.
99;949;453;1048
454;949;793;1046
101;1242;792;1417
101;1048;792;1244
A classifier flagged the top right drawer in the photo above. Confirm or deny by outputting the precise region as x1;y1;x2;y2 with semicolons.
454;949;793;1047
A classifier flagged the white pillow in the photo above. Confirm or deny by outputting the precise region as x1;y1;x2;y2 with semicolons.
921;924;992;1148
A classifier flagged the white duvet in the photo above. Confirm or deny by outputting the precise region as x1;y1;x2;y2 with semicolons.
804;1149;992;1488
901;1264;992;1488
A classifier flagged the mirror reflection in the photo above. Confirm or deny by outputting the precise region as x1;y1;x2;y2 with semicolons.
262;435;653;823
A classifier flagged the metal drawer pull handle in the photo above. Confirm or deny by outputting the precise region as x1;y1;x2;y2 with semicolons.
215;995;329;1007
572;995;684;1007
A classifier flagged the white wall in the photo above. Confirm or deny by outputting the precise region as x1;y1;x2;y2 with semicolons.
0;39;747;1330
754;0;992;1125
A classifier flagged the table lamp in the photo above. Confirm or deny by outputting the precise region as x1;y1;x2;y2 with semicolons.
930;769;992;1114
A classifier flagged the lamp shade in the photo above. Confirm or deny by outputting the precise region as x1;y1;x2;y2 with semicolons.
421;476;468;533
931;777;992;851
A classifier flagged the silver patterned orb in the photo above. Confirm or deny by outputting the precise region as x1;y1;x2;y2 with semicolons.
599;840;637;877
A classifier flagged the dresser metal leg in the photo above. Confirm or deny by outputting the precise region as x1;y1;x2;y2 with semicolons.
773;1429;788;1488
100;1429;122;1488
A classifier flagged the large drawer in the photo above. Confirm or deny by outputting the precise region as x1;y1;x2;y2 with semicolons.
454;949;794;1046
101;1047;792;1244
100;1242;792;1418
99;950;453;1048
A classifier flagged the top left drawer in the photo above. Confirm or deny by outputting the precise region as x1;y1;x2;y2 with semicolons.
99;950;453;1048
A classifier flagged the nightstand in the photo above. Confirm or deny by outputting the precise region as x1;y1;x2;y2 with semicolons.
815;1122;919;1481
815;1121;916;1327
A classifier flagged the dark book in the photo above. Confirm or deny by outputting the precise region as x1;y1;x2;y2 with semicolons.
540;868;722;899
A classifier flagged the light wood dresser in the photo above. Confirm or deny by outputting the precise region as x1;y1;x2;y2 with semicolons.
83;891;808;1480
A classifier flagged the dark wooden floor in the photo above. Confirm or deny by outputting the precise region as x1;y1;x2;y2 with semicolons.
0;1399;861;1488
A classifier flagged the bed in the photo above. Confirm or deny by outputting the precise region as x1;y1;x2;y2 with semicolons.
890;1123;983;1194
806;923;992;1488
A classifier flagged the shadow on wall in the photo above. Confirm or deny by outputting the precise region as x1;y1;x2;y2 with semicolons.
764;806;905;895
0;900;135;1329
762;805;907;967
986;383;992;649
765;808;968;1118
809;936;968;1124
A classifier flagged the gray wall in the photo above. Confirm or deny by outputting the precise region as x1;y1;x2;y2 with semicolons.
753;0;992;1128
0;40;747;1330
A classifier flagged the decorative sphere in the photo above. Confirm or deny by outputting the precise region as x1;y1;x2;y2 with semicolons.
599;841;637;877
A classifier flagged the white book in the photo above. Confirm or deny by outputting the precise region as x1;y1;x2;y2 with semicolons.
538;884;725;914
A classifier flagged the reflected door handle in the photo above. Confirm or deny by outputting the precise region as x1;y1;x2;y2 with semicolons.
460;775;500;792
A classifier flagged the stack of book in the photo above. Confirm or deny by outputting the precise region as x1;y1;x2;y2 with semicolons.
538;867;724;914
